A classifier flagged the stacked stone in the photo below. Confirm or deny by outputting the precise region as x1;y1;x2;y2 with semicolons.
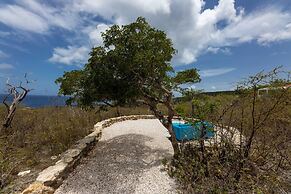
21;115;155;194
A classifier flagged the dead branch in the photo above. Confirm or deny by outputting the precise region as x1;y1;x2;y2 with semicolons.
1;76;32;131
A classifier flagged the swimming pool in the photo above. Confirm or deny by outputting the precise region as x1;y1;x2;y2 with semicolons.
172;120;215;141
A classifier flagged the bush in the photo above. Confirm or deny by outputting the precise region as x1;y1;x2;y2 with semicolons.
0;105;149;193
167;69;291;193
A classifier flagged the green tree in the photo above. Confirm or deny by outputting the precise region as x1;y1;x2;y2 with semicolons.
180;88;203;116
56;17;200;156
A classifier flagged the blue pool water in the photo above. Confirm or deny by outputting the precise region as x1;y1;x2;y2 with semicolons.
172;121;215;141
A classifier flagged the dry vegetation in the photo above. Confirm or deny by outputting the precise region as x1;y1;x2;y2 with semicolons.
169;88;291;193
1;89;289;194
0;70;290;194
0;105;149;193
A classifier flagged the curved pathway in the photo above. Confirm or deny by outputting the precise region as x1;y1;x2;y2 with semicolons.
55;119;178;194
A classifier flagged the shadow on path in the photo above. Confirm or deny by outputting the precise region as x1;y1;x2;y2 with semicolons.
55;134;173;194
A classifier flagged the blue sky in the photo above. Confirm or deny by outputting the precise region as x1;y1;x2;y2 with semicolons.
0;0;291;95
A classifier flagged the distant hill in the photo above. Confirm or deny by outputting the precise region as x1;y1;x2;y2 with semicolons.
173;90;237;102
201;90;237;96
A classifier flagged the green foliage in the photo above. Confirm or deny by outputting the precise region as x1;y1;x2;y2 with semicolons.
175;94;237;117
191;98;218;120
55;70;84;105
174;104;187;117
173;69;201;85
179;88;203;101
56;17;200;108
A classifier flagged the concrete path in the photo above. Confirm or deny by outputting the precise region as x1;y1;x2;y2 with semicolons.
55;119;178;194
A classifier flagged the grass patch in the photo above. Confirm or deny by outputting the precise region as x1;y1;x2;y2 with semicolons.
0;105;149;193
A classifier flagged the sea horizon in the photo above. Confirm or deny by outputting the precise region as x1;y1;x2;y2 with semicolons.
0;94;69;108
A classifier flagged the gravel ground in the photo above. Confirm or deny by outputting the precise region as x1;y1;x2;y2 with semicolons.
55;119;178;194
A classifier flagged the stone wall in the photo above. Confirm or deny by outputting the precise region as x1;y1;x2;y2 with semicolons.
21;115;156;194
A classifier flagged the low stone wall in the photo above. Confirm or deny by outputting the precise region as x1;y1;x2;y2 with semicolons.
21;115;156;194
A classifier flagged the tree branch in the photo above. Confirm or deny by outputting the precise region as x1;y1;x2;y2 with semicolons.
2;95;10;113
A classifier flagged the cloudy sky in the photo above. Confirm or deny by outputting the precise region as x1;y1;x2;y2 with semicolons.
0;0;291;95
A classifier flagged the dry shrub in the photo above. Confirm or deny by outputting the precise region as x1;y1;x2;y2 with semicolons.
166;142;256;194
0;105;149;193
169;72;290;193
170;91;290;193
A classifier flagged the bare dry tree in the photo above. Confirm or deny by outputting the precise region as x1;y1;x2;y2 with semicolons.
163;67;290;193
1;74;32;131
227;67;291;183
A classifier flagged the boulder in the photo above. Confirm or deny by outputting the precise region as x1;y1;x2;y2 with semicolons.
21;182;54;194
36;161;68;186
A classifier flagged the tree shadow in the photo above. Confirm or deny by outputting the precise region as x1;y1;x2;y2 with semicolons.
56;134;173;194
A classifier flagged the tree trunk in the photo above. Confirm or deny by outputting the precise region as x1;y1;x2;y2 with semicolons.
2;103;17;129
200;122;209;176
165;96;180;157
2;81;30;131
144;94;180;157
116;106;121;117
191;103;195;117
167;117;180;157
151;111;180;157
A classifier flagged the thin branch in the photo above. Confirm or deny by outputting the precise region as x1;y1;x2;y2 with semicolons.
102;100;114;107
2;74;32;130
2;95;10;113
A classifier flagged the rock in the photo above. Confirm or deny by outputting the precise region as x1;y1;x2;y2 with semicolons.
36;161;68;185
92;125;102;134
18;170;31;177
78;136;96;145
21;114;156;193
51;156;57;160
61;149;81;163
76;136;97;151
94;121;104;129
87;130;101;139
21;182;54;194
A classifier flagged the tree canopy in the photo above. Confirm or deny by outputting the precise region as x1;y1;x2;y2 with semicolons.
56;17;200;109
56;17;201;155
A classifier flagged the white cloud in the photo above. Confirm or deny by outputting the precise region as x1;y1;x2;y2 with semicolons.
206;47;232;55
72;0;171;20
18;0;78;31
2;0;291;66
258;23;291;44
191;85;196;89
0;0;78;34
0;5;48;33
49;46;90;66
0;63;14;70
206;47;220;54
0;31;11;37
49;23;111;66
200;67;235;77
83;23;111;46
68;0;291;65
0;50;9;58
213;7;291;46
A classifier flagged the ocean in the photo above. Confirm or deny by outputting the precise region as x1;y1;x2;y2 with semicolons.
0;94;69;108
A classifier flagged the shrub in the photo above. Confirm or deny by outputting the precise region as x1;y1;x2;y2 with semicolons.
0;105;149;193
166;68;291;193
